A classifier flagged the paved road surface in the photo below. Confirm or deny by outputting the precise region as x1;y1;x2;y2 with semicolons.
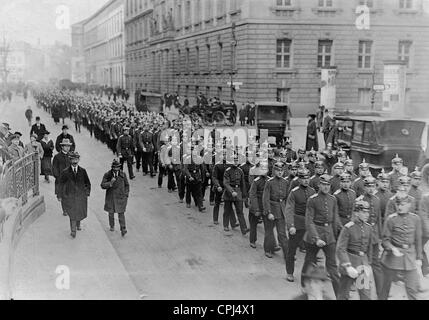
2;94;428;300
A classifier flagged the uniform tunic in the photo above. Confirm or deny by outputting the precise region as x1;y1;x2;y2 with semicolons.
262;176;289;219
388;170;401;193
285;185;316;231
309;174;322;193
334;188;356;225
375;189;393;223
223;166;247;201
352;177;365;198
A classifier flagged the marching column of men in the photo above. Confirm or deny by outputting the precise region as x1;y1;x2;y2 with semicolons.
34;89;429;299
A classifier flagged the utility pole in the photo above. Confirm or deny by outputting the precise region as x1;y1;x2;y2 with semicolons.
229;22;237;102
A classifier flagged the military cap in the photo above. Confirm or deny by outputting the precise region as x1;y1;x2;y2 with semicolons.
392;154;403;164
60;139;73;146
111;159;121;168
290;161;300;170
395;194;412;205
377;169;390;182
359;159;369;170
68;151;80;159
298;168;311;179
123;126;130;131
345;158;354;166
308;148;317;156
340;172;352;182
298;148;306;154
363;176;376;186
354;198;370;212
62;125;69;130
337;149;347;158
410;167;422;179
10;134;19;141
273;162;285;171
319;173;332;185
284;138;292;145
398;175;411;185
333;161;345;169
14;131;22;137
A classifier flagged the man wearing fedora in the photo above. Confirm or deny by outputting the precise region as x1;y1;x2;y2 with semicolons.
52;139;72;216
101;159;129;237
55;125;76;153
58;151;91;239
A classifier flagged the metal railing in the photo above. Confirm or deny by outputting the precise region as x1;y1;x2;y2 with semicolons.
0;152;40;206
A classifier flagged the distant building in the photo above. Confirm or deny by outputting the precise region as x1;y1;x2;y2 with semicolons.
71;21;87;83
6;41;45;84
124;0;429;117
81;0;125;89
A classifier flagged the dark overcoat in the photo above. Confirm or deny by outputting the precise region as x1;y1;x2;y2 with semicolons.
306;119;319;151
59;166;91;221
100;170;129;214
52;152;71;195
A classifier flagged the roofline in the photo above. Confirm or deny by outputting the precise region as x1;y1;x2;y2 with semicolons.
82;0;122;26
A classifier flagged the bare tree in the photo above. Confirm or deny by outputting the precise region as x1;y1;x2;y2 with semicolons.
0;35;11;88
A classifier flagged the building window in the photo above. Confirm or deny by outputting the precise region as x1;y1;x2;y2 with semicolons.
205;0;212;20
195;86;199;97
176;3;182;28
318;0;333;7
399;0;413;9
206;44;211;71
358;40;372;69
177;49;181;73
398;41;412;67
276;39;292;68
206;86;210;96
318;40;333;68
217;43;223;71
185;1;191;26
177;85;181;95
217;0;226;16
185;85;189;98
186;48;190;73
358;88;371;107
358;0;373;7
277;0;292;6
195;0;201;24
217;86;222;98
195;47;200;72
276;88;290;104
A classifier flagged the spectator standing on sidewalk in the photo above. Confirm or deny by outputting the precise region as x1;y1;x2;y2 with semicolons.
25;106;33;127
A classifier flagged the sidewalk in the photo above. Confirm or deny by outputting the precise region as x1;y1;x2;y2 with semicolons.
11;180;140;300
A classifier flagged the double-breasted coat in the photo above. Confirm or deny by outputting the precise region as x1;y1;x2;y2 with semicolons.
101;170;129;214
52;151;71;195
59;166;91;221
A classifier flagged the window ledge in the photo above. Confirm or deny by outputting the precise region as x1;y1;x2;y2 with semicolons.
312;7;342;13
193;71;200;75
204;18;213;24
352;8;382;14
270;6;301;12
274;68;298;74
184;25;192;30
216;14;226;20
357;69;374;74
229;9;242;16
201;71;210;75
194;22;202;27
214;70;223;75
394;8;420;15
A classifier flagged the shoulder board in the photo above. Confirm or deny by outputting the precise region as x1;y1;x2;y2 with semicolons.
349;189;356;194
293;177;298;181
254;177;261;182
292;186;299;192
345;221;354;228
353;178;360;183
409;212;418;217
283;177;288;181
310;194;318;199
240;163;246;167
310;175;316;180
389;195;396;201
334;189;341;195
225;167;231;172
387;213;398;219
119;134;124;138
268;177;274;181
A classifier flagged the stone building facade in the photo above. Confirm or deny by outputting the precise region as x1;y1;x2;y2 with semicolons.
81;0;126;88
125;0;429;117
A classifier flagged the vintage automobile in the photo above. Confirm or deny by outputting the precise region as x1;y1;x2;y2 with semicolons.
255;101;289;145
192;101;237;126
333;112;428;172
135;90;164;113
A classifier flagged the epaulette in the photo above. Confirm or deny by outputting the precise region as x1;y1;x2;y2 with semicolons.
254;177;261;182
334;189;341;195
225;167;231;172
310;175;316;180
353;177;360;183
310;194;318;199
293;177;298;181
389;195;396;201
387;213;398;219
349;189;356;194
268;177;274;181
292;186;299;192
345;221;354;228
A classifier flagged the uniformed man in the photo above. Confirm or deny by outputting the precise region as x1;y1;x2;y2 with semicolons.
309;160;324;193
336;149;348;164
376;170;393;224
212;150;233;226
336;199;373;300
301;173;342;298
330;161;345;194
248;161;269;249
116;126;135;180
307;148;317;176
352;159;370;197
285;168;316;282
52;138;72;216
361;176;383;298
284;138;297;163
345;158;358;181
334;173;356;226
409;167;423;212
223;153;249;235
262;162;289;260
297;148;306;163
183;159;206;212
389;154;405;193
379;197;423;300
139;124;155;177
286;161;299;194
418;191;429;277
385;176;417;217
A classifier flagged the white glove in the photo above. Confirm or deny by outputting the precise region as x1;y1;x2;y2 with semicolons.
392;247;404;257
316;239;326;247
289;227;296;236
346;266;359;279
268;213;275;221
